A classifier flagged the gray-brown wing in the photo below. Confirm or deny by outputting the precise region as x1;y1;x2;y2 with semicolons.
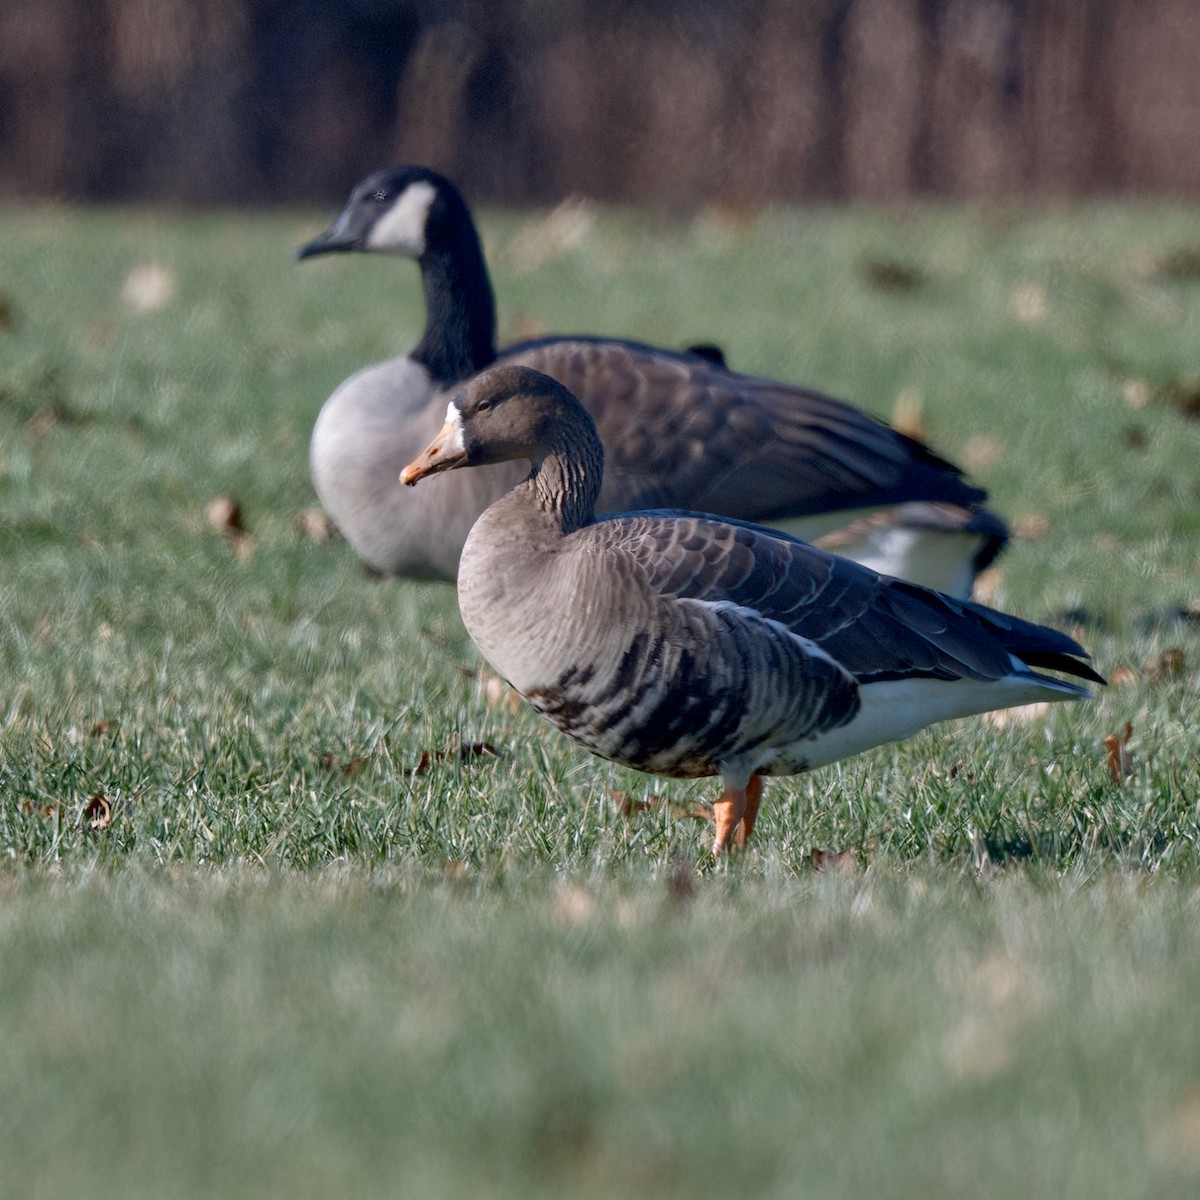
578;511;1100;689
500;337;985;520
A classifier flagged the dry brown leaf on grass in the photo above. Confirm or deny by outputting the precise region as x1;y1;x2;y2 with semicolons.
961;434;1004;474
23;401;80;439
295;507;335;543
1158;247;1200;279
891;388;925;440
26;794;116;830
319;751;371;778
1123;423;1149;450
984;702;1052;730
1157;246;1200;280
608;789;711;824
863;259;924;292
1104;721;1135;784
84;794;113;830
1011;512;1050;541
0;292;15;330
1111;666;1138;688
207;495;244;534
1009;281;1047;323
809;847;858;875
609;788;657;818
971;567;1004;606
1123;379;1152;410
479;671;522;714
207;495;252;558
1147;646;1185;681
122;263;177;312
553;884;598;926
413;741;502;774
1160;379;1200;420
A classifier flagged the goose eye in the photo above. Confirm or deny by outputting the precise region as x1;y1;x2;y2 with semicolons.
476;398;493;412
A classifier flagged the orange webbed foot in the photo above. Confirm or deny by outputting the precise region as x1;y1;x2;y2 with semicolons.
712;773;763;854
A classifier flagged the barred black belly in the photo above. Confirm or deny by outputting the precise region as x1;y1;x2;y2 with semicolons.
524;681;726;778
521;625;857;779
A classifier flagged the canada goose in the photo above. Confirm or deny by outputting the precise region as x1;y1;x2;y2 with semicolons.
680;342;1010;593
400;366;1101;854
813;502;1009;601
297;166;992;590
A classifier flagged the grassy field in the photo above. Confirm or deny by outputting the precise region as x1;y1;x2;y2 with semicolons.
1;198;1199;1197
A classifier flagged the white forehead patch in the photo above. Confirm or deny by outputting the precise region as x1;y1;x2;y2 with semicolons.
366;179;437;256
443;401;466;450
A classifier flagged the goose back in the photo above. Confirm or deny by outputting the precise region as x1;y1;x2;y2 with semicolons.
501;336;980;534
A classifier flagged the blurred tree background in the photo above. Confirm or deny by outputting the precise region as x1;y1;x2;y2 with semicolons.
2;0;1199;206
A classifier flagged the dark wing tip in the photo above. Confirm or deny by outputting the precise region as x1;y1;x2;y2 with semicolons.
1018;650;1106;687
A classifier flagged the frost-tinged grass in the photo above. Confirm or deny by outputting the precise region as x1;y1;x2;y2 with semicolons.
1;201;1198;1197
4;868;1200;1200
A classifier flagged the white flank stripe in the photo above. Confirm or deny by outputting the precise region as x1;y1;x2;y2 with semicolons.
797;673;1083;770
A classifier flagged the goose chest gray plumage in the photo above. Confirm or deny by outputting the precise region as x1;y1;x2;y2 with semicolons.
298;165;1003;594
400;366;1102;854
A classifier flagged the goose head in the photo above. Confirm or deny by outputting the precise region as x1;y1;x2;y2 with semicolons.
295;165;470;262
296;165;496;385
401;366;588;485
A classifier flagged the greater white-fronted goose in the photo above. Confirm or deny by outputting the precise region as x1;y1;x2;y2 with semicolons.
297;166;996;592
400;366;1102;854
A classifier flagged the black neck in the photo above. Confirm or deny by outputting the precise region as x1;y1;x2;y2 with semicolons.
411;222;497;388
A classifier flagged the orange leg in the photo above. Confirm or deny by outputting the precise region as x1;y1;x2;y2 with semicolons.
734;773;763;848
711;781;748;855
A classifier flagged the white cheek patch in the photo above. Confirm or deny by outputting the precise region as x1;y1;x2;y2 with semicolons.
366;180;437;256
443;401;466;451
